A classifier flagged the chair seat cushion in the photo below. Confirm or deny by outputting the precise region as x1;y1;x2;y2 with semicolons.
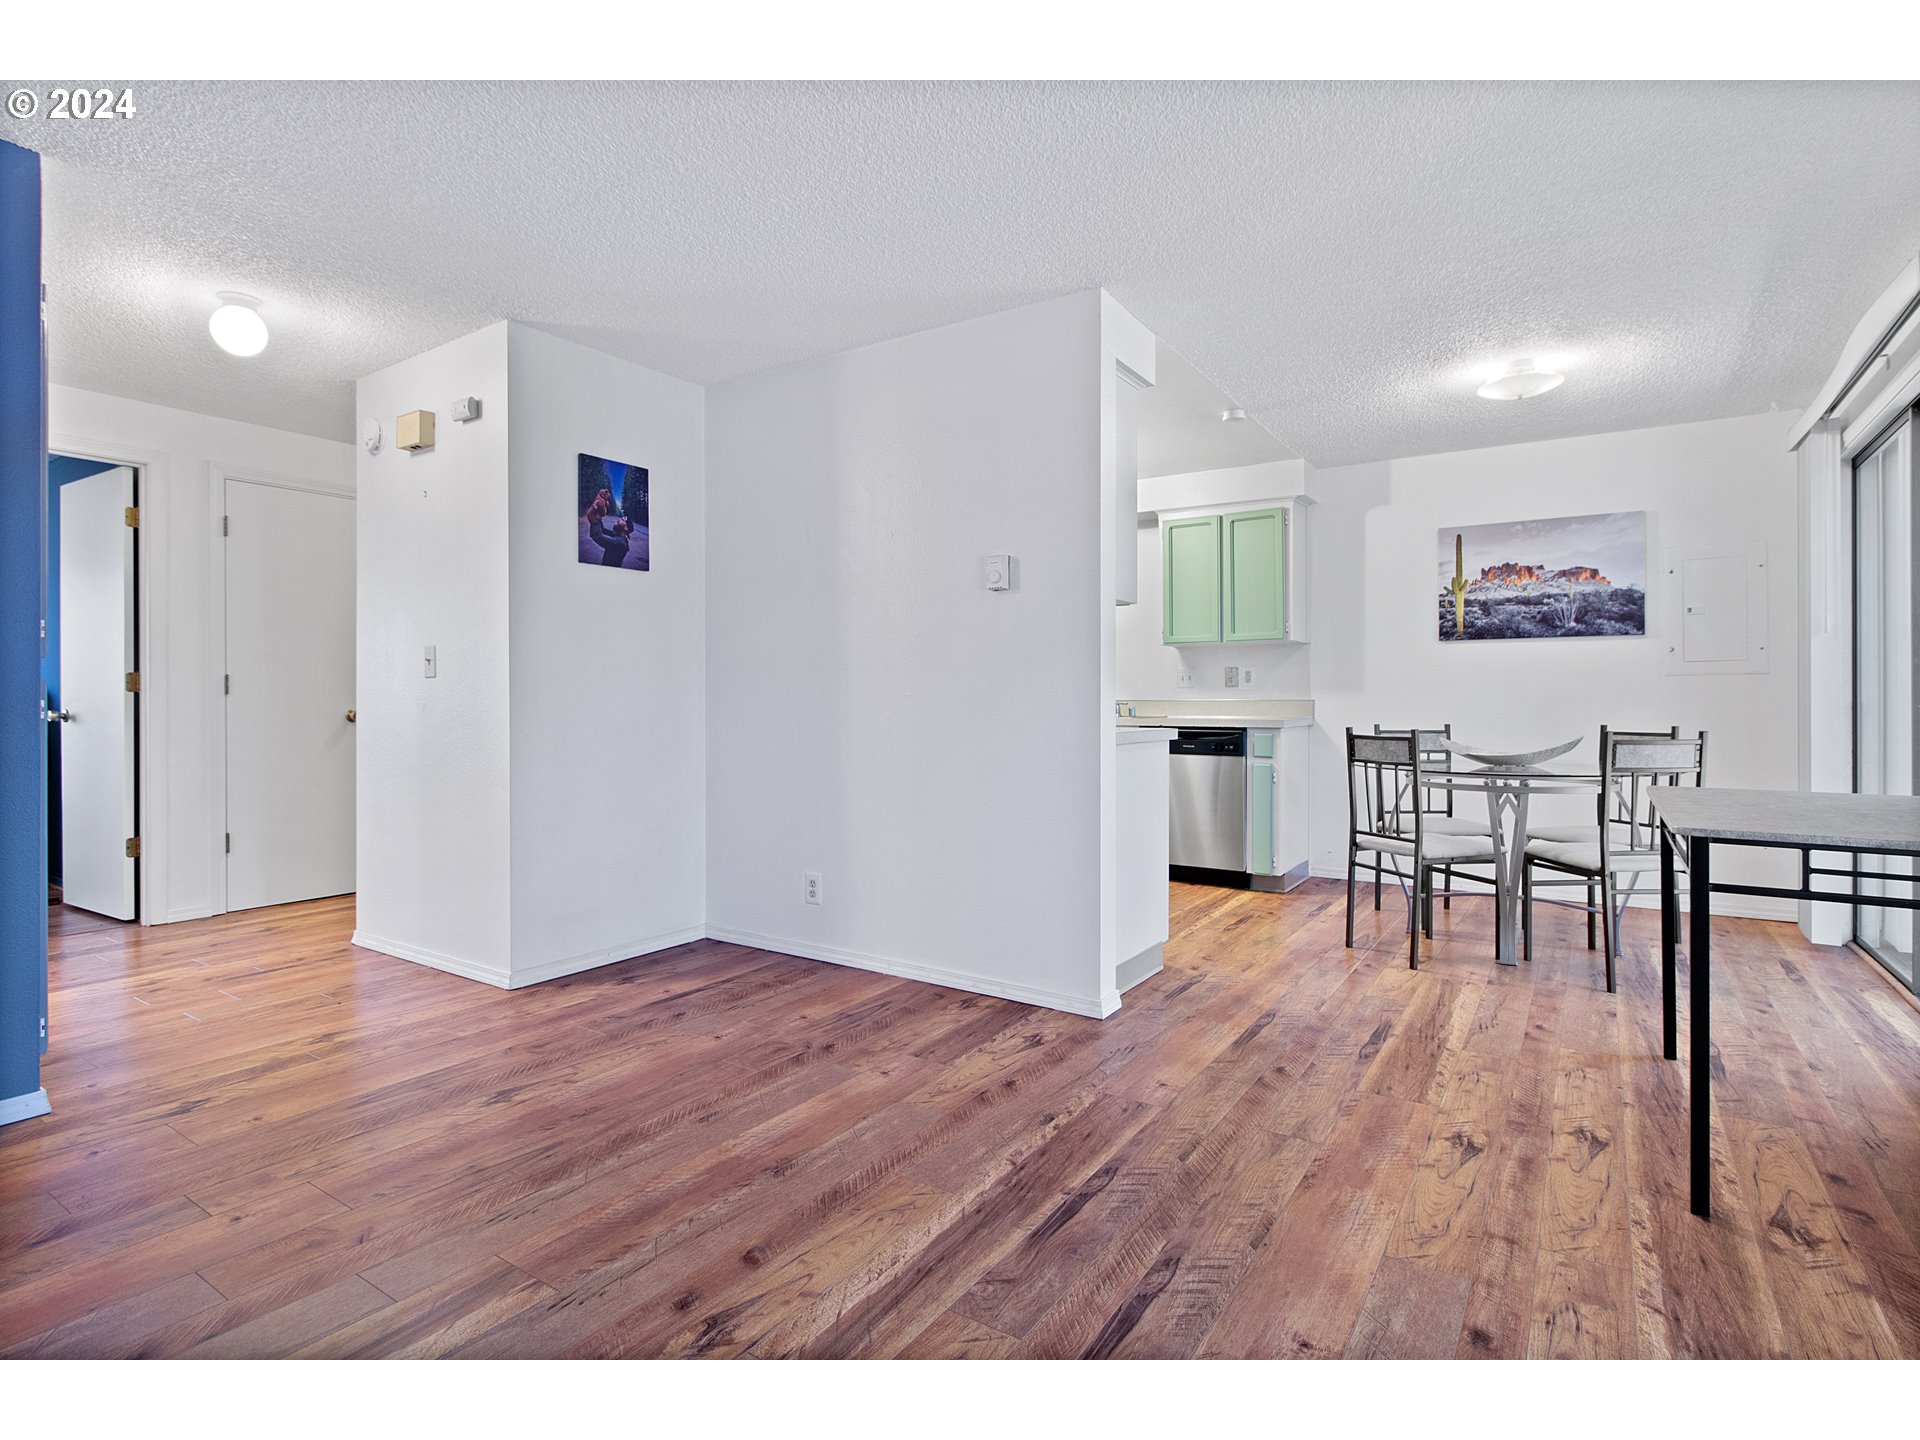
1364;832;1497;862
1391;815;1491;837
1525;840;1662;873
1527;823;1599;843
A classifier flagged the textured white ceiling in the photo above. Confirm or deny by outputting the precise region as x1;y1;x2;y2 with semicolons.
6;81;1920;463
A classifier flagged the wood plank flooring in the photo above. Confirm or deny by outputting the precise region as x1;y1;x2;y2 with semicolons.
2;881;1917;1358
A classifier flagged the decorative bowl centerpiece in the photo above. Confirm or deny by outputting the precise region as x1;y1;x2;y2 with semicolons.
1439;736;1583;768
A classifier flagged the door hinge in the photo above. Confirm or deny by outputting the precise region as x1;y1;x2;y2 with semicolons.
224;674;230;696
125;671;141;693
125;837;141;859
124;506;140;528
222;514;229;537
225;833;231;854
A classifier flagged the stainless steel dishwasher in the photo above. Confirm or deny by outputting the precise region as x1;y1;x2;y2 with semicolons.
1168;729;1248;874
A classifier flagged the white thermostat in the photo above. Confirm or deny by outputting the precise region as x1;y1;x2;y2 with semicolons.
983;554;1011;591
451;396;481;423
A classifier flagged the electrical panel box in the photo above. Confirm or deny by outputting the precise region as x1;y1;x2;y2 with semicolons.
1663;542;1769;675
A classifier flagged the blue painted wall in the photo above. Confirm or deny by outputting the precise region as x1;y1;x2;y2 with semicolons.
43;454;118;885
1;138;48;1103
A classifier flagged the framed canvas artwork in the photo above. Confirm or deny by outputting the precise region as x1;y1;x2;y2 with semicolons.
578;453;649;571
1438;511;1646;641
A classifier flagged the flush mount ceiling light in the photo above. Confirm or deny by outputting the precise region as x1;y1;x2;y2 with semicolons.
1221;407;1248;422
1476;358;1564;401
208;292;268;357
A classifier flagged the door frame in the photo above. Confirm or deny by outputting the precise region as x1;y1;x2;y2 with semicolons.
1848;405;1918;993
48;431;163;926
209;463;356;918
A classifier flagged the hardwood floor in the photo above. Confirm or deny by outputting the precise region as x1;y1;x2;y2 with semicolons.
3;882;1917;1358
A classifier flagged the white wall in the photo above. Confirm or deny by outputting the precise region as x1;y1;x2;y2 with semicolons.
354;323;514;979
1118;460;1315;702
705;291;1114;1015
49;385;355;923
354;322;708;987
1307;411;1803;913
505;325;707;981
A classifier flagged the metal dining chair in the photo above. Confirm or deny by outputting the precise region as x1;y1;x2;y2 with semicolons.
1345;728;1497;970
1527;727;1680;952
1373;723;1492;921
1521;727;1708;991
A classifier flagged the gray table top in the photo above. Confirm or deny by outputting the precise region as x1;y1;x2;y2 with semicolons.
1651;787;1920;852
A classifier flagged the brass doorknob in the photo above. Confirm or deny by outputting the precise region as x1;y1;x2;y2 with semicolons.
345;709;356;724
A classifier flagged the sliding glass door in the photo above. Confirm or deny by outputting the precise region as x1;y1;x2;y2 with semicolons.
1854;417;1916;991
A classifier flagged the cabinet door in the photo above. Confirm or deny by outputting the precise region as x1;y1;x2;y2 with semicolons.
1162;515;1222;644
1249;759;1275;876
1222;508;1288;642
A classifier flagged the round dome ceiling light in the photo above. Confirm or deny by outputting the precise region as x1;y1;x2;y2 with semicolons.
1476;358;1564;401
1221;407;1248;422
209;292;269;357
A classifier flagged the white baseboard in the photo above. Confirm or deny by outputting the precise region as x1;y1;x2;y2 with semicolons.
1117;942;1166;993
706;924;1118;1019
506;926;708;988
165;905;216;924
0;1088;51;1128
1305;866;1799;924
353;924;711;990
350;931;512;988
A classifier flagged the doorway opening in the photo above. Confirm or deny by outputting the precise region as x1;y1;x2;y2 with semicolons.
45;454;141;925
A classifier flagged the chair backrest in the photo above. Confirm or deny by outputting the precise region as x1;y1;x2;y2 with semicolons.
1348;728;1423;848
1373;723;1454;816
1600;727;1707;855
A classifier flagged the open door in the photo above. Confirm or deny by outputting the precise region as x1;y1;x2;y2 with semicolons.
56;465;137;920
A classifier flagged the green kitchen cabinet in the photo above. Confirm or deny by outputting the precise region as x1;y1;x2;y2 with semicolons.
1249;759;1275;877
1222;508;1289;641
1162;514;1222;644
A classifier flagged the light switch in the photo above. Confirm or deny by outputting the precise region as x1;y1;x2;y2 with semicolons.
983;553;1011;591
424;645;437;679
1176;669;1195;688
1241;667;1257;686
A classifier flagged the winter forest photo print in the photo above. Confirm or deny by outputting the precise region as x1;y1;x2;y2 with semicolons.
1438;510;1646;642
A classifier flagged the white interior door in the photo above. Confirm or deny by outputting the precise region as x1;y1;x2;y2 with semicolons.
57;465;138;920
225;478;356;911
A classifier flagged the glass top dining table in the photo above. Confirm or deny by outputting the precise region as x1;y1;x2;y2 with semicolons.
1421;762;1604;966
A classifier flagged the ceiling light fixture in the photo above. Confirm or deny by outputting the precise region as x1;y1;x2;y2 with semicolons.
1221;407;1248;422
1475;358;1563;401
208;292;269;357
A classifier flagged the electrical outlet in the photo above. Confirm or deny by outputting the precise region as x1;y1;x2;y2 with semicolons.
1224;665;1239;688
424;644;437;679
1176;668;1195;688
803;871;823;906
1241;667;1256;686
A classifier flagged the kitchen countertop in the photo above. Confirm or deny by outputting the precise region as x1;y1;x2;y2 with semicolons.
1118;714;1312;730
1114;726;1178;746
